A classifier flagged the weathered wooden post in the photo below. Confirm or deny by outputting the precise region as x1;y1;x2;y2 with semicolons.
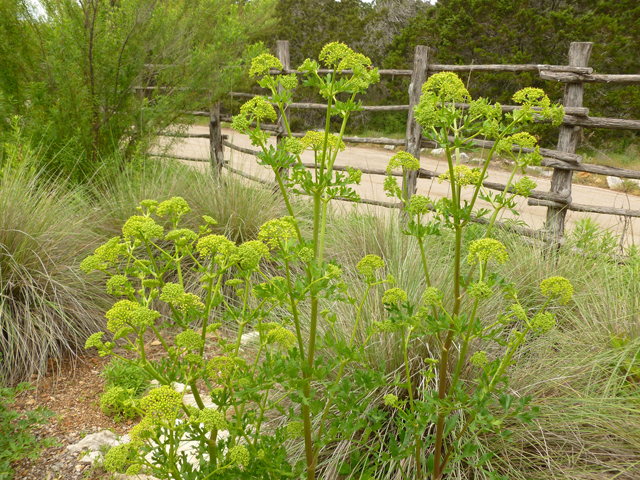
209;102;224;174
403;46;430;202
276;40;291;182
545;42;593;242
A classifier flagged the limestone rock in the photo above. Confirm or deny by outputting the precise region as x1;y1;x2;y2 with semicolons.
67;430;120;454
607;176;624;189
383;145;396;151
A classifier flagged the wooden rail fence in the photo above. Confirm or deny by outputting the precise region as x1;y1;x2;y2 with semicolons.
155;40;640;243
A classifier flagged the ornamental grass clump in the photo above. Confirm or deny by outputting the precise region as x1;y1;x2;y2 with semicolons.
84;46;574;480
0;151;109;384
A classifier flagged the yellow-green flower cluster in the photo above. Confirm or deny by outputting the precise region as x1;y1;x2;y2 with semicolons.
165;228;198;246
196;234;236;260
122;216;164;241
382;287;408;305
81;237;127;273
496;133;543;167
513;177;537;197
259;323;296;349
347;166;362;184
129;416;154;442
438;165;482;187
103;443;136;473
512;88;564;127
85;332;109;356
386;151;420;174
140;385;182;422
326;264;342;279
159;283;205;312
228;445;250;466
207;356;236;381
383;394;399;408
286;421;304;439
510;304;527;322
422;287;442;306
300;131;346;152
319;42;370;71
467;281;493;300
279;73;298;90
231;114;250;133
467;238;509;265
407;195;432;216
383;176;402;199
531;311;556;334
470;350;488;367
357;254;385;277
237;240;270;270
373;320;401;333
190;407;227;431
175;329;204;351
423;72;471;103
540;276;573;304
106;275;132;296
156;197;190;219
283;137;304;155
106;300;159;332
258;217;297;249
240;96;277;123
250;53;283;78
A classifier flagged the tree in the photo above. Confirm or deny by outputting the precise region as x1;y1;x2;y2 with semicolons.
0;0;276;182
385;0;640;141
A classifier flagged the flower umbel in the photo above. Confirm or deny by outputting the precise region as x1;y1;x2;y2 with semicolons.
467;239;509;265
540;276;573;304
386;151;420;174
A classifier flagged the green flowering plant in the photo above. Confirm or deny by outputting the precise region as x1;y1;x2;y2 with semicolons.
379;72;574;479
83;45;394;480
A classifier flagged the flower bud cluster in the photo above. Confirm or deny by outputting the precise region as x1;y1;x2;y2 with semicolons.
382;288;408;305
258;217;297;249
438;165;482;187
159;283;205;312
467;238;509;265
386;151;420;174
540;276;573;304
356;254;385;278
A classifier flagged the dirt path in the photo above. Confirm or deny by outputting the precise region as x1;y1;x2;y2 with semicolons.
158;126;640;245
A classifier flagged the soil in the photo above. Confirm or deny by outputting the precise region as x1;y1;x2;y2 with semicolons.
8;333;226;480
9;354;123;480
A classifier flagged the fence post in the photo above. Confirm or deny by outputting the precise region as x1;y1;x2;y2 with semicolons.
545;42;593;242
403;46;430;202
276;40;291;181
209;102;224;174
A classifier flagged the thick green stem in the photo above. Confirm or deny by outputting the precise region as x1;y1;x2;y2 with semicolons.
433;225;462;479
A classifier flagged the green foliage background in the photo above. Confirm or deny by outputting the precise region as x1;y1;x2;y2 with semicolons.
0;0;275;182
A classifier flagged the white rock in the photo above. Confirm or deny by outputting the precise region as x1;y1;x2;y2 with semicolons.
67;430;119;453
431;148;446;155
458;152;469;163
79;450;103;464
383;145;396;151
526;166;543;175
240;330;260;345
607;176;624;189
469;157;486;165
541;170;553;178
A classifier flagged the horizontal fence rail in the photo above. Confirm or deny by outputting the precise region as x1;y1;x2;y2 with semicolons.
151;39;639;245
